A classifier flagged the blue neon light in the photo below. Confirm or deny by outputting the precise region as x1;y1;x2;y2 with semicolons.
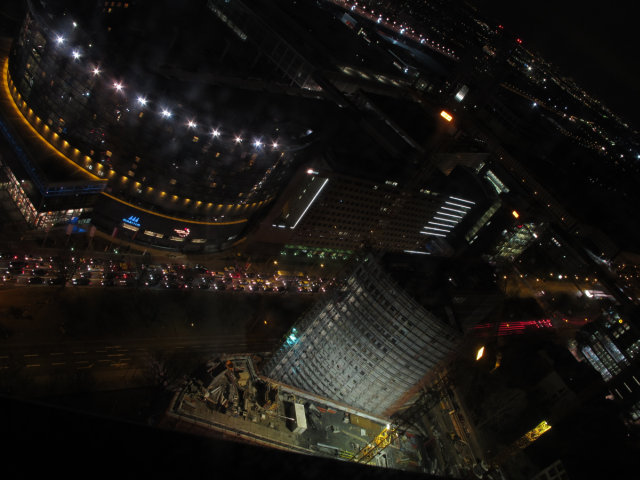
123;215;141;227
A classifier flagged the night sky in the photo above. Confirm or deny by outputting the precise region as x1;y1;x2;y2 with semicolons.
470;0;640;129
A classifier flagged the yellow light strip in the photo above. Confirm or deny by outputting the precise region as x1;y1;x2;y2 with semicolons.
2;58;103;182
4;57;247;227
101;192;247;226
440;110;453;122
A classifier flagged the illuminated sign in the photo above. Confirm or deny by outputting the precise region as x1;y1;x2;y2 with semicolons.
440;110;453;122
512;210;520;219
122;215;141;227
455;85;469;102
173;227;191;238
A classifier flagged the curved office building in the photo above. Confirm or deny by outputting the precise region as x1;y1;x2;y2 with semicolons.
6;0;331;251
263;256;461;416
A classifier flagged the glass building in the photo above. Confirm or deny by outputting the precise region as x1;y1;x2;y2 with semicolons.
5;0;325;251
576;307;640;425
263;255;461;416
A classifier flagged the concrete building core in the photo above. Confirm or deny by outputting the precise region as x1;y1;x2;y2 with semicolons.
263;255;461;416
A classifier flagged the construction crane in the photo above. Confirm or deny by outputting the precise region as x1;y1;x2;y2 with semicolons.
351;385;438;464
488;420;552;467
352;423;398;464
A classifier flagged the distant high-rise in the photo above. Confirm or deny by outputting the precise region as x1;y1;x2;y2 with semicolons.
263;255;461;416
575;306;640;425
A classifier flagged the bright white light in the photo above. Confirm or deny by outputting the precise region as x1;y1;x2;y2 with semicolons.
272;141;279;148
71;50;80;60
437;211;463;219
291;178;329;229
187;120;197;129
445;201;470;209
211;129;220;137
423;226;449;232
421;231;447;237
92;66;101;76
449;196;475;205
72;22;78;28
428;221;452;229
253;139;262;148
433;217;457;224
403;249;430;255
441;206;466;215
56;35;65;45
234;136;243;143
113;82;123;91
161;109;172;118
137;96;147;106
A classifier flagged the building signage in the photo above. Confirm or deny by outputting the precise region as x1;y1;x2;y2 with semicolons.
173;227;191;238
122;215;141;227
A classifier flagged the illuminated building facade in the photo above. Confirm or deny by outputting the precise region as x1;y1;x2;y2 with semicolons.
575;307;640;425
0;80;105;230
489;221;542;263
252;165;481;258
263;256;461;416
6;0;331;250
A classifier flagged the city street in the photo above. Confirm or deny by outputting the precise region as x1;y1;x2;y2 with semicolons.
0;284;318;398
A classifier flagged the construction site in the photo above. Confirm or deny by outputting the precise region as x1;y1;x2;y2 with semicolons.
163;355;428;473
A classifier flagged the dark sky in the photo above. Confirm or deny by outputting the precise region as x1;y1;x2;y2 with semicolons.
470;0;640;129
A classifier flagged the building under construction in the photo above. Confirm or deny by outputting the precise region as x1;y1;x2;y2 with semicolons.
262;255;462;416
